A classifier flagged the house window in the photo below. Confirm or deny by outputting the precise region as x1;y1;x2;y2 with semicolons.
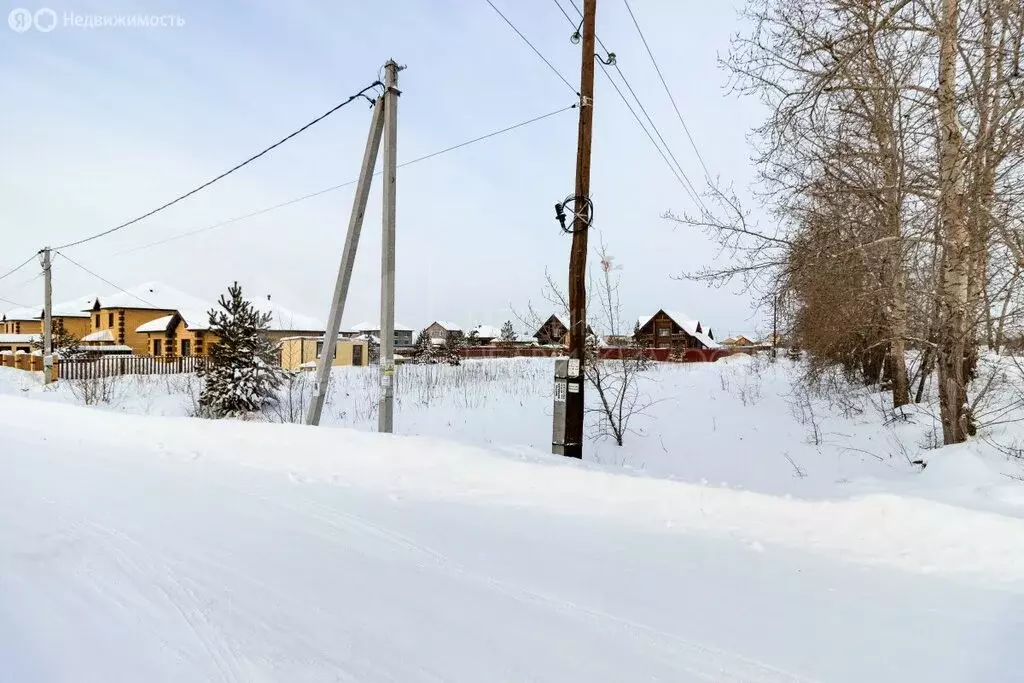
94;314;100;327
657;327;671;337
353;344;363;367
316;341;324;358
108;312;114;327
180;339;191;357
153;339;162;357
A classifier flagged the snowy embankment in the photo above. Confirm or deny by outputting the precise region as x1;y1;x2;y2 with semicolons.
2;358;1024;680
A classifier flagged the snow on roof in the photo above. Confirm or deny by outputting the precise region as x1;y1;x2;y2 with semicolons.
0;334;39;343
53;295;99;318
255;299;323;332
430;321;462;332
636;310;722;349
180;299;324;332
82;329;115;343
96;282;210;312
135;315;176;334
2;305;40;321
471;324;501;339
352;321;414;332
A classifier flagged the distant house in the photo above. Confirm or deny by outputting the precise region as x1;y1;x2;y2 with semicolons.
469;324;501;345
533;314;594;346
423;321;463;345
634;310;720;350
722;334;756;347
278;336;370;371
351;321;414;348
137;293;325;360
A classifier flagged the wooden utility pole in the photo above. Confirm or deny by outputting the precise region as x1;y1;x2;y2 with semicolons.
563;0;597;459
378;59;400;433
40;247;53;384
305;97;386;426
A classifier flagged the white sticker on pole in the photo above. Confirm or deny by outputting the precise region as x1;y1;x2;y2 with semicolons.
554;380;567;402
567;382;580;393
381;375;392;387
568;358;580;377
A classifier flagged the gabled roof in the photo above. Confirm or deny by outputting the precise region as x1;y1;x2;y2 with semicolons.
636;309;721;349
428;320;462;332
352;320;414;332
135;315;177;334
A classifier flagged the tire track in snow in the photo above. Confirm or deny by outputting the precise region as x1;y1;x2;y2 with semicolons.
265;491;822;683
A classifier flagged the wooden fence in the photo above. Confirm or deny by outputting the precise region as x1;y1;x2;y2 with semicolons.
57;355;209;380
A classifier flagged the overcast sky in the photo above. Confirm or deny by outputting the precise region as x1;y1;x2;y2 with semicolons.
1;0;766;338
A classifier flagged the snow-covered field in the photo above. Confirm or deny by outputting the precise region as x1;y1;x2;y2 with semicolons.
2;357;1023;681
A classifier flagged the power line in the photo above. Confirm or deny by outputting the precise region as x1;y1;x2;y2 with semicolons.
597;62;703;209
0;253;40;284
621;0;712;180
54;251;157;308
483;0;578;95
0;295;29;308
53;81;384;251
552;0;706;210
112;104;577;257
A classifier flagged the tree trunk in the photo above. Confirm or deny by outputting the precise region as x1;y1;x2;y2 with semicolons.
936;0;971;445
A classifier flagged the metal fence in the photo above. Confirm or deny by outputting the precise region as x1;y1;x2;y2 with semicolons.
57;355;209;380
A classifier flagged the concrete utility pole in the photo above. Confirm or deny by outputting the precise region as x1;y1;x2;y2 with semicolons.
305;97;386;426
378;59;400;433
563;0;597;459
40;247;53;384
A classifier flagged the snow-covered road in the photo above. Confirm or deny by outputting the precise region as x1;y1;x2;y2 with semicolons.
1;398;1022;682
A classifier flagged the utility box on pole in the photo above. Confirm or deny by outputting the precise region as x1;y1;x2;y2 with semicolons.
551;357;582;456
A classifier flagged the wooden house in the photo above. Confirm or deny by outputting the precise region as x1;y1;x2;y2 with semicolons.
634;310;720;350
532;314;594;346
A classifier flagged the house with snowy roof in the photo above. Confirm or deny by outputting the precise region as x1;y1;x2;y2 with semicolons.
532;314;594;346
634;310;720;350
350;321;414;348
136;292;326;360
81;282;204;356
1;295;98;339
423;321;463;345
468;324;501;345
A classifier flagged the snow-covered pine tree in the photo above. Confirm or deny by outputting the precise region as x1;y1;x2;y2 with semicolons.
440;330;465;365
412;329;436;364
500;320;517;342
199;282;286;418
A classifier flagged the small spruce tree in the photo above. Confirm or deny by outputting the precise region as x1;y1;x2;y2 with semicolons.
440;330;466;365
412;329;437;364
500;320;517;343
32;318;80;359
199;282;285;418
